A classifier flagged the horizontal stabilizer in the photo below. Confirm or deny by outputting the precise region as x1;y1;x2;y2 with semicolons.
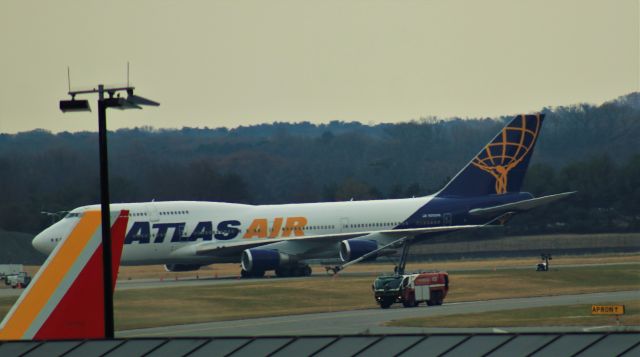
469;191;576;217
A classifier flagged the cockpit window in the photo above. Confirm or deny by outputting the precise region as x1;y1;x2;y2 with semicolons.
65;212;83;219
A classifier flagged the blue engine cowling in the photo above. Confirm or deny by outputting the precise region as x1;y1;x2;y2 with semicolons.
241;249;292;272
339;239;378;262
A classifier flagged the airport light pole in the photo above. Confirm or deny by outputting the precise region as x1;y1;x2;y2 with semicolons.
59;84;158;338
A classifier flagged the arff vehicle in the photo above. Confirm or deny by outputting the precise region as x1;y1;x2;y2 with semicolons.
373;271;449;309
0;265;31;289
4;271;31;289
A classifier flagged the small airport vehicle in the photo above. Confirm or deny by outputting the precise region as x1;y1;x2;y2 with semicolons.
1;265;31;289
373;271;449;309
536;253;552;271
4;271;31;289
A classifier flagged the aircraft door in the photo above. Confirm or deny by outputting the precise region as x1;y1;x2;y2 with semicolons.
443;213;452;226
146;202;160;222
340;218;350;233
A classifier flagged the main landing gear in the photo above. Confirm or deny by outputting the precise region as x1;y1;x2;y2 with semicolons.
240;264;312;278
240;269;265;278
275;265;312;277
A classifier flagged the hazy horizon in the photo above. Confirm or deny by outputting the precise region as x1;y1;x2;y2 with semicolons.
1;1;638;134
2;91;637;135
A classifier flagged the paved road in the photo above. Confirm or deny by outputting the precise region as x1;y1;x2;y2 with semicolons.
118;290;640;337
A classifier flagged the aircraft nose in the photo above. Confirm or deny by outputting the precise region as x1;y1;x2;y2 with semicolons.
33;221;74;255
32;231;49;254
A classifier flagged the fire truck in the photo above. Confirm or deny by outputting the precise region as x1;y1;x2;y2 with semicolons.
0;265;31;289
372;271;449;309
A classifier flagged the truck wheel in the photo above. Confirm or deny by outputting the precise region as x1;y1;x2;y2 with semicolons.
426;299;434;306
380;300;392;309
432;291;443;306
402;297;416;308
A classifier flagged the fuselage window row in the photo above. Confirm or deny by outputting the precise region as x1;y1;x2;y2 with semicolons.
157;210;190;216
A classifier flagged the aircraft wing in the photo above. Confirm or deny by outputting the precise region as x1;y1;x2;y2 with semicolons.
194;224;481;257
378;224;481;239
193;232;368;257
469;191;576;217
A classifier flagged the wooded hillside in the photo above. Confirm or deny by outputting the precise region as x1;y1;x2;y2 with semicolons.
0;93;638;234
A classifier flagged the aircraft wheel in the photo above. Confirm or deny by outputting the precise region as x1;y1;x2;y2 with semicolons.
303;266;312;276
241;269;265;278
275;268;291;278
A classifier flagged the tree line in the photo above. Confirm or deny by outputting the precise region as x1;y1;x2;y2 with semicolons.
0;93;638;234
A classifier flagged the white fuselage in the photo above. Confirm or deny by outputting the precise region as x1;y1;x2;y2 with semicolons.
33;197;433;266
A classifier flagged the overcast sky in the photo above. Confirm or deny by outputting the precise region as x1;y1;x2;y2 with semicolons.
0;0;637;133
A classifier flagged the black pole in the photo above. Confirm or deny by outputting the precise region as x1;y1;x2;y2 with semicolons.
97;85;114;339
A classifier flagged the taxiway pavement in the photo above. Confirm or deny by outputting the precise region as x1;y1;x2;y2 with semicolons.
1;261;637;298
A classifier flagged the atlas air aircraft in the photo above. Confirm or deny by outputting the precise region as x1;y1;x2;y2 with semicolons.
32;114;573;278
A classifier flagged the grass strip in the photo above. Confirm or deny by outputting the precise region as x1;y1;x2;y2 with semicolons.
0;263;637;330
112;264;640;330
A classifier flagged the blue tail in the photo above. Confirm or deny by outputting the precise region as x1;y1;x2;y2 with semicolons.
438;114;545;197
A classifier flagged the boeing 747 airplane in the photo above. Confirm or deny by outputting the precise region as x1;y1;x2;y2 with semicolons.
32;114;573;277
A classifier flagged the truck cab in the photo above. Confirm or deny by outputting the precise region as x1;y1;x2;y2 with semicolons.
372;271;449;309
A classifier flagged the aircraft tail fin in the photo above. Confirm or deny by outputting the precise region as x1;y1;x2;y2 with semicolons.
438;114;545;197
0;210;129;340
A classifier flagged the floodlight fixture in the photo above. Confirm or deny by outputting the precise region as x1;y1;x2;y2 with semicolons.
59;99;91;112
106;97;143;110
127;93;160;107
115;99;143;110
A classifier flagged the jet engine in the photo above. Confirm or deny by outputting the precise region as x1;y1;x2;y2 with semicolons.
164;264;201;272
241;249;292;273
339;239;378;262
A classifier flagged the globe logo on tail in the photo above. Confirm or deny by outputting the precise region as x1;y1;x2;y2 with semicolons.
471;114;542;194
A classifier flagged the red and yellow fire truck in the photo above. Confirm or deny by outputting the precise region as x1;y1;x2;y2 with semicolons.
372;271;449;309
